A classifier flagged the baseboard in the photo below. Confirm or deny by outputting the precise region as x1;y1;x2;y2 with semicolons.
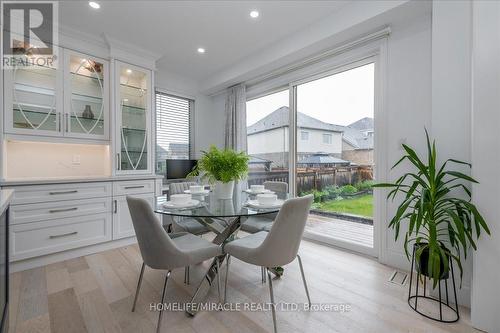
10;237;138;272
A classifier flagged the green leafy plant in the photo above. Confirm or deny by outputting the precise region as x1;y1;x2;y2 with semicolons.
373;130;490;287
188;145;249;184
340;184;358;195
356;180;374;192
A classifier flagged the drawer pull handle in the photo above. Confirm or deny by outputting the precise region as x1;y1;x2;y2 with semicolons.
49;231;78;239
49;207;78;213
49;190;78;195
124;186;145;189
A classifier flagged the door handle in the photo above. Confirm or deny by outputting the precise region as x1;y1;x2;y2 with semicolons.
116;153;121;170
49;190;78;195
49;231;78;239
114;199;117;214
49;207;78;213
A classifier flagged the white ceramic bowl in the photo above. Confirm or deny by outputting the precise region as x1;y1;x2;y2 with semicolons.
189;185;204;193
170;194;192;205
257;193;278;206
250;185;265;193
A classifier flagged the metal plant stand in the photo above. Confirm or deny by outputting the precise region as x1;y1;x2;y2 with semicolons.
407;246;459;323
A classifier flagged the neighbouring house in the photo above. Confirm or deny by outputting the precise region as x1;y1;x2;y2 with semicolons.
247;106;374;167
341;117;374;166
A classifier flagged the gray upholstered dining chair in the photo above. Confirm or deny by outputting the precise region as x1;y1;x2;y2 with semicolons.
126;196;223;333
223;195;313;333
241;181;289;283
167;182;211;236
241;181;288;233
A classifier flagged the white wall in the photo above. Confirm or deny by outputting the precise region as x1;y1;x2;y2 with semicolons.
248;127;342;156
154;68;224;158
471;1;500;331
248;128;288;155
430;0;474;307
380;12;432;271
297;129;342;155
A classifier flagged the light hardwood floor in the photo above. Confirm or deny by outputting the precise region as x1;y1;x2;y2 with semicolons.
9;238;480;333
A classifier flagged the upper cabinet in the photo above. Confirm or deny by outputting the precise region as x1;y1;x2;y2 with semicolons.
64;50;109;140
3;48;63;136
114;61;152;174
3;49;109;142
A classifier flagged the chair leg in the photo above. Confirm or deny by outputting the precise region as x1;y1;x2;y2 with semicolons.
131;262;145;312
266;268;278;333
216;257;222;304
297;254;311;306
224;255;231;303
157;271;171;333
184;266;190;285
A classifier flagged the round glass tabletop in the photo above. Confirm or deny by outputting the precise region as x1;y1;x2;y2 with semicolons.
154;190;288;218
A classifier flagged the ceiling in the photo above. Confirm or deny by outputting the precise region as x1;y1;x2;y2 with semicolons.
59;1;348;81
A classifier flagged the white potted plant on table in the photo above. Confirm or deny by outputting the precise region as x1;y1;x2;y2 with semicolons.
189;145;249;199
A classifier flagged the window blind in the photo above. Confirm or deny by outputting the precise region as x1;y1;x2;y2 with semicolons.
155;92;192;161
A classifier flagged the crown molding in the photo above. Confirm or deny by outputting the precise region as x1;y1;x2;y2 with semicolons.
103;34;161;70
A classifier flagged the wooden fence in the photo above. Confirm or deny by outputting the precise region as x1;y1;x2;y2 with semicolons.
248;166;373;193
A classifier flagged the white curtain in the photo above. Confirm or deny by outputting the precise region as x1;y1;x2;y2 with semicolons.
224;84;247;152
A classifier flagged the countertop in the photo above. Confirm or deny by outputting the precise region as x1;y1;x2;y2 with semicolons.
0;189;14;214
0;174;164;187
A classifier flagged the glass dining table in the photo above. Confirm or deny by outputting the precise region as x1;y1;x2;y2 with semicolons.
154;188;287;316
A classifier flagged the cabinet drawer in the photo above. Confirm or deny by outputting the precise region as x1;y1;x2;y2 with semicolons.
10;198;111;225
7;182;112;205
113;180;155;196
10;213;112;261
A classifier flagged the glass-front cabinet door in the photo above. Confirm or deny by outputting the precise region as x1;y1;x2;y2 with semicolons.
115;61;151;173
64;50;109;140
3;50;63;136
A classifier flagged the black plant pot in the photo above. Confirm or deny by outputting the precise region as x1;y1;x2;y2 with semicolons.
414;243;450;280
408;243;459;323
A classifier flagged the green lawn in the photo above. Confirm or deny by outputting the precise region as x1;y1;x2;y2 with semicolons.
315;194;373;218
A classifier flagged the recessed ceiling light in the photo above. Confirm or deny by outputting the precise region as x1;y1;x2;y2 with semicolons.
88;1;100;9
250;10;259;18
126;69;132;74
197;47;206;54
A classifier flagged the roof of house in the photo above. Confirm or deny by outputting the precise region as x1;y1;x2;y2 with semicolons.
297;152;350;165
247;106;344;135
248;156;272;164
247;106;374;150
348;117;374;131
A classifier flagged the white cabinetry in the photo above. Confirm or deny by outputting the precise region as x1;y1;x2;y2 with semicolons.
3;49;110;142
112;180;156;239
114;61;153;174
4;177;161;264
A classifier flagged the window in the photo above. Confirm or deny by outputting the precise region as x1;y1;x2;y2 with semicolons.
322;133;332;144
155;92;193;174
301;131;309;140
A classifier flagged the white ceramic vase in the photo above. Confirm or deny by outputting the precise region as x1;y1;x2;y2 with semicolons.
214;180;234;199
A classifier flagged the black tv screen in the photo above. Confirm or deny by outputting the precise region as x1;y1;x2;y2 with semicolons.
166;159;197;179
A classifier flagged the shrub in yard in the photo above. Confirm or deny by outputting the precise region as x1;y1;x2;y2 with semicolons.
325;185;342;199
340;184;358;195
356;180;374;192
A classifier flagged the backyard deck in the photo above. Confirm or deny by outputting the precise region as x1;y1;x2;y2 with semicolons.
305;214;374;248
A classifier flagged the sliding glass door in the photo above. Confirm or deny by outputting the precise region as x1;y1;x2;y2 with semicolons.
293;61;376;255
245;58;379;256
246;89;290;193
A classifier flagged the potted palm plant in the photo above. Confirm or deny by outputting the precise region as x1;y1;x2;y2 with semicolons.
374;130;490;288
189;145;249;199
